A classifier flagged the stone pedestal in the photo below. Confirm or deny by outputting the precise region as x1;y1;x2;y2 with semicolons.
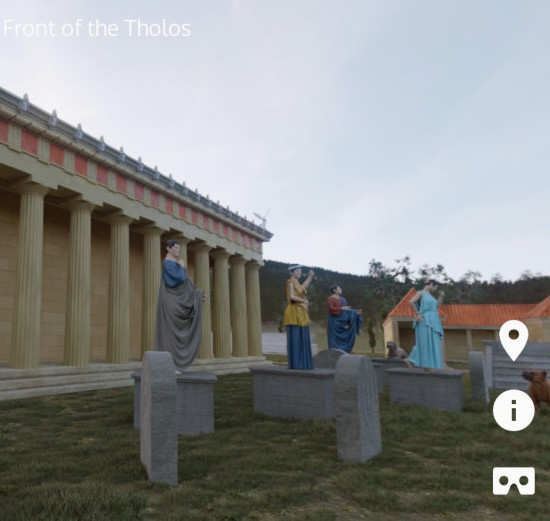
313;349;346;369
388;367;465;412
175;372;217;435
133;370;217;435
371;358;409;393
250;365;334;420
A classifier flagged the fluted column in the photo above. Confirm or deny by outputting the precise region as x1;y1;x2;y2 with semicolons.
106;214;133;364
230;256;248;358
140;226;163;355
64;201;95;366
212;250;232;358
246;261;263;357
191;243;213;359
11;182;49;368
166;236;191;266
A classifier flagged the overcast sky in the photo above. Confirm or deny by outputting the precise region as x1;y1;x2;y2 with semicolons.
2;0;549;281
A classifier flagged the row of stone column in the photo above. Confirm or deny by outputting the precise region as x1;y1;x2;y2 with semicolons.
10;181;263;369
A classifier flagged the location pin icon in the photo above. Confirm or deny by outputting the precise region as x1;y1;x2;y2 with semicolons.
499;320;529;362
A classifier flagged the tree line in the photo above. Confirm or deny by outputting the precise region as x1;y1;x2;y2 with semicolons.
259;257;550;334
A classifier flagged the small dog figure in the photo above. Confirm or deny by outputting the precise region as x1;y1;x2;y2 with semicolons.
522;370;550;413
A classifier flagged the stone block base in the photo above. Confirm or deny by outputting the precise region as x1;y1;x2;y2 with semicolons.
140;352;177;486
371;358;409;393
387;367;465;412
133;371;217;435
335;355;381;462
250;365;335;420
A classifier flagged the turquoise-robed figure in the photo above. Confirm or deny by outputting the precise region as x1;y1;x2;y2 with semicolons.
407;280;444;369
327;285;362;353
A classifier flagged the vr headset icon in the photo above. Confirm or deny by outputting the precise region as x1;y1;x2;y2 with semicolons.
493;467;535;495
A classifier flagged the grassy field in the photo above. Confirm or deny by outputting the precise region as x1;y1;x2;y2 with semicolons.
1;365;549;520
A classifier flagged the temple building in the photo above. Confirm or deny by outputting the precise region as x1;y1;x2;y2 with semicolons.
0;87;272;398
383;289;550;361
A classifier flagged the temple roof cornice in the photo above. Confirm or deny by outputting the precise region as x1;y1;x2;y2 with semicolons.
0;86;273;242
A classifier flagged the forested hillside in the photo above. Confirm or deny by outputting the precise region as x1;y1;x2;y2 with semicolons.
259;259;550;331
259;260;370;326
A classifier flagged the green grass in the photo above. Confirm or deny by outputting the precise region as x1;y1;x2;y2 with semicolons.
1;371;549;520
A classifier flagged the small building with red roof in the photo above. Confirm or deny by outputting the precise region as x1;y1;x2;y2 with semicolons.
383;290;550;361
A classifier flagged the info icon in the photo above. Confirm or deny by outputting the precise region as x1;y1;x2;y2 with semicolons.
492;390;534;432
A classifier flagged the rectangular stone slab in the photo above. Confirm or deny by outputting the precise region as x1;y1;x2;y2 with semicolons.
388;367;465;412
140;351;178;486
335;355;382;462
371;358;409;393
175;372;217;435
133;370;217;435
250;365;335;420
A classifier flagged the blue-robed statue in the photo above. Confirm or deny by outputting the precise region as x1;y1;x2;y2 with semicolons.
155;239;203;373
327;285;362;353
